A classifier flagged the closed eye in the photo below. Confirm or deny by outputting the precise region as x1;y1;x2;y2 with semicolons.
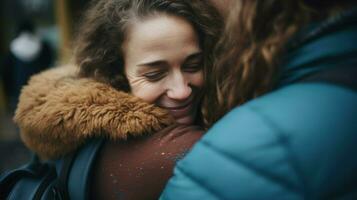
143;70;167;82
182;53;203;72
182;63;202;72
137;61;168;82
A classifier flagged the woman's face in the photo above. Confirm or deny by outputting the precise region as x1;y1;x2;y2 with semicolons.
123;15;204;125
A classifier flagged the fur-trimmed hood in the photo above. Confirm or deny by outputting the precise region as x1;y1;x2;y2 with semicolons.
14;66;174;159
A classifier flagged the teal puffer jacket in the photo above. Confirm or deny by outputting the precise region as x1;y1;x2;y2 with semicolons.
161;10;357;200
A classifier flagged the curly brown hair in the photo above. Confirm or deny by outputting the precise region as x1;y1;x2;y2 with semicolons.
74;0;222;92
202;0;340;126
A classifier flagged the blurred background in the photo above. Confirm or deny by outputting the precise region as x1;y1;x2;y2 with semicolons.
0;0;90;173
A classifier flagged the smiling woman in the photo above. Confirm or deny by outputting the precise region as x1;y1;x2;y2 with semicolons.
74;0;221;126
124;15;204;125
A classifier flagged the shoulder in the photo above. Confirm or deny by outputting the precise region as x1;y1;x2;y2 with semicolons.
91;124;204;200
161;83;357;199
214;82;357;136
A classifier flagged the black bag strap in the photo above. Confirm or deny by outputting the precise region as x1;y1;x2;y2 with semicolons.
298;65;357;91
0;155;56;200
0;139;104;200
51;138;104;200
66;139;104;200
0;156;34;198
51;152;77;200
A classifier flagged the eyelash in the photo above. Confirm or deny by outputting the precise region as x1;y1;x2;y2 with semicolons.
182;62;203;73
143;71;167;82
142;62;203;82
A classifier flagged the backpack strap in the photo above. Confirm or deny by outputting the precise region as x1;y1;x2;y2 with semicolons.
51;152;77;200
0;155;57;200
298;64;357;91
0;139;104;200
67;139;104;200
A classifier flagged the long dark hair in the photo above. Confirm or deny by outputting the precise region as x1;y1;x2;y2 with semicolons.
74;0;222;92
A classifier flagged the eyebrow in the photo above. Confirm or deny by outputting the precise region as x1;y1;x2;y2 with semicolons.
137;52;203;67
137;60;167;68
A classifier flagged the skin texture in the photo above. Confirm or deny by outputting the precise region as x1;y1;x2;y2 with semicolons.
124;15;204;125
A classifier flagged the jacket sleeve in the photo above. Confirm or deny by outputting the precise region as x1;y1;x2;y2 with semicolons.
90;124;204;200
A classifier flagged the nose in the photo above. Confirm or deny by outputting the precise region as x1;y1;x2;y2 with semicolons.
166;72;192;100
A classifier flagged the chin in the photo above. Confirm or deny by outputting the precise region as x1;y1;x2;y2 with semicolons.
175;115;195;125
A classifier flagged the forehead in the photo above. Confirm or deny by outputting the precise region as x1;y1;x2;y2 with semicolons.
123;15;200;61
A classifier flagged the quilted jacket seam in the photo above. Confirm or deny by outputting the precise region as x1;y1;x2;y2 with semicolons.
175;165;223;200
247;104;310;198
200;139;303;198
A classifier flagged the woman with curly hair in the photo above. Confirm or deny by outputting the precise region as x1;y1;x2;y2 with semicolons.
13;0;222;199
162;0;357;199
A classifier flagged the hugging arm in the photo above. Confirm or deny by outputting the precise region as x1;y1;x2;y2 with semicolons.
90;124;204;200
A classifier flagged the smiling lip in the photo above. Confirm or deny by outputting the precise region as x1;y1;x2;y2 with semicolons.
160;98;195;118
164;99;193;110
166;102;194;118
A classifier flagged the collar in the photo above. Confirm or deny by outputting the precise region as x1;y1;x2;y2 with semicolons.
14;66;174;159
278;8;357;87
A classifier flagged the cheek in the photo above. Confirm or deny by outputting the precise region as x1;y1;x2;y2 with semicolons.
125;71;165;103
190;72;204;89
130;81;165;103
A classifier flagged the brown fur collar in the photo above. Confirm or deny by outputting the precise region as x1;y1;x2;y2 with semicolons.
14;66;174;159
